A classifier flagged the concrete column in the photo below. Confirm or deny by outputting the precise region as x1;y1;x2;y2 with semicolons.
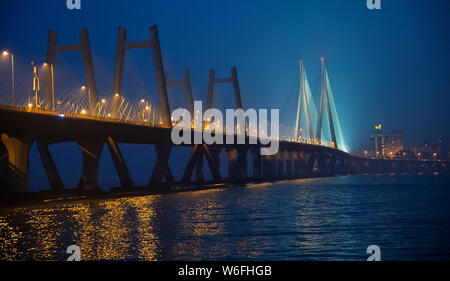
227;148;237;180
285;151;292;178
306;152;316;176
236;147;248;180
1;133;35;192
263;155;275;179
276;150;284;178
37;140;64;191
251;147;261;178
182;144;203;183
44;30;58;110
149;142;173;186
79;28;99;114
150;25;171;126
207;147;222;182
106;137;134;188
0;140;8;191
111;27;127;117
195;147;204;183
77;139;104;191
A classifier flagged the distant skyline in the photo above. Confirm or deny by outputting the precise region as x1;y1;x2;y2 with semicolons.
1;0;449;187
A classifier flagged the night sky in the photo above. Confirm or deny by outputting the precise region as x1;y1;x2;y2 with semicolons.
1;0;449;188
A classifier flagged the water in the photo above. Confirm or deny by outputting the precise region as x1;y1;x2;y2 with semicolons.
1;174;450;261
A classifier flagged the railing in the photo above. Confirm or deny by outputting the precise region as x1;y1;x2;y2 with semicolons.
0;103;172;129
0;103;342;151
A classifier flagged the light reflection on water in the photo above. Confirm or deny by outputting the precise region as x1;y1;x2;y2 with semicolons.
1;174;450;261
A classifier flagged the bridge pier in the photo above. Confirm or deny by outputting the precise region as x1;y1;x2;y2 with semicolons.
251;147;262;178
106;137;134;188
149;143;174;188
306;152;316;177
77;139;104;192
0;140;8;190
1;133;35;192
195;148;204;183
204;146;222;182
236;147;248;180
227;148;238;180
285;151;292;178
37;140;64;191
276;150;284;178
182;144;204;183
262;155;275;179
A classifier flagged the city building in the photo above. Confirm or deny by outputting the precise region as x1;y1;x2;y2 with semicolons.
410;136;449;159
383;130;404;158
369;124;383;157
368;125;403;158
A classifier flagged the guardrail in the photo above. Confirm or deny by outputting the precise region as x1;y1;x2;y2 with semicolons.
0;103;171;129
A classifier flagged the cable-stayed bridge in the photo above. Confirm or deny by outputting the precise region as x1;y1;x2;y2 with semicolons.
0;26;448;200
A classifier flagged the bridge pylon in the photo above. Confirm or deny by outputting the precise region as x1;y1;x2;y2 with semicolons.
111;25;171;125
294;60;314;141
316;58;337;149
45;28;99;113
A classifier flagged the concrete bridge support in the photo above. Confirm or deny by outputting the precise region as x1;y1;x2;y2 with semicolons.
251;147;262;178
77;139;104;191
204;145;222;182
37;141;64;190
291;151;300;177
285;151;292;178
45;29;99;113
263;155;275;179
182;144;203;183
227;148;238;180
1;133;35;192
149;143;174;187
106;137;134;188
276;150;284;178
195;149;204;182
0;140;8;190
236;147;248;180
306;152;316;177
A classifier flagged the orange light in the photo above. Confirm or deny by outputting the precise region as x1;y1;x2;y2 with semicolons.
2;51;9;56
81;86;86;91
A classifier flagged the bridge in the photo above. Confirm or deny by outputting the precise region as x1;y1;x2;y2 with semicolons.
0;26;448;198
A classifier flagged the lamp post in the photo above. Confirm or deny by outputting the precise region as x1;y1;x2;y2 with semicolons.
2;50;15;105
30;62;40;108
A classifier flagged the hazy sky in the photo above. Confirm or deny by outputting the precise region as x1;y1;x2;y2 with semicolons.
1;0;449;187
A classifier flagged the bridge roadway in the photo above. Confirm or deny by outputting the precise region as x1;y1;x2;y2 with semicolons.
0;105;448;197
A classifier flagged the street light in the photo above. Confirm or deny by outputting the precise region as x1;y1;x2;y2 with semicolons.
2;50;15;105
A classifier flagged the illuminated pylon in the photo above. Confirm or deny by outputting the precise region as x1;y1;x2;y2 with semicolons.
315;57;346;151
45;28;98;113
316;58;336;148
294;60;314;141
165;69;194;118
111;25;171;125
